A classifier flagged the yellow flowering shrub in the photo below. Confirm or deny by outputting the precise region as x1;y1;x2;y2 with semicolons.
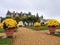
0;23;2;28
59;23;60;25
45;19;59;27
34;22;40;27
2;18;18;29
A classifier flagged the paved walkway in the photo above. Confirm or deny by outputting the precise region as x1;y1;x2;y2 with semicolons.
12;27;60;45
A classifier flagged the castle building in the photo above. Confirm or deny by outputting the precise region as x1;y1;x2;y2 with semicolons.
6;10;46;26
6;10;31;17
0;17;2;23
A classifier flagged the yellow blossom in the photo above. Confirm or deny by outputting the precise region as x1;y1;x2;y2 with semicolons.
0;23;2;28
2;18;18;29
45;19;59;27
34;22;40;27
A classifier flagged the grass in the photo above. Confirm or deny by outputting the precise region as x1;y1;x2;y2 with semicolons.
0;37;12;45
0;28;4;33
26;26;48;30
0;28;18;33
55;32;60;37
27;26;60;37
26;26;60;30
39;26;48;30
56;26;60;29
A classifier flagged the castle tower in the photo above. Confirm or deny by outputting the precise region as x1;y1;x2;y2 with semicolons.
6;10;11;17
15;12;19;17
0;17;2;23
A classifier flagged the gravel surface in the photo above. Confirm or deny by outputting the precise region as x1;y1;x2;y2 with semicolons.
12;27;60;45
1;27;60;45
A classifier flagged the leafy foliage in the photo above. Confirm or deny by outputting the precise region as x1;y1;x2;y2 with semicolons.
14;16;21;23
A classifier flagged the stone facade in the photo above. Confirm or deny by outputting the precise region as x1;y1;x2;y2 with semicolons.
6;10;31;17
0;17;2;23
40;16;46;26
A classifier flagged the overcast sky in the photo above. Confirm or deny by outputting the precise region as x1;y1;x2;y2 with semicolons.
0;0;60;21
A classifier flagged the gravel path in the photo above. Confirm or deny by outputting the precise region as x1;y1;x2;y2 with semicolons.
13;27;60;45
0;27;60;45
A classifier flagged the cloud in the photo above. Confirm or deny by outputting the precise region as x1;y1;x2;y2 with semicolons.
0;0;60;21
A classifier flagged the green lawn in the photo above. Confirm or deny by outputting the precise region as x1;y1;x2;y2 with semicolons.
0;28;4;33
0;28;18;33
56;26;60;29
26;26;48;30
26;26;60;30
55;32;60;37
27;26;60;37
0;37;12;45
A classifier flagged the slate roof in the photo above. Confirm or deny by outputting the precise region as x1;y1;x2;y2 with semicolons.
6;10;11;15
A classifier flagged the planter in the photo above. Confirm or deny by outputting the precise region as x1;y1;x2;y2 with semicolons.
5;28;16;38
35;26;39;31
48;26;56;35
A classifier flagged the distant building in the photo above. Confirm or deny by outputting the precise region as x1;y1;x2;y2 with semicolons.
6;10;47;26
40;15;47;26
6;10;31;17
0;17;2;23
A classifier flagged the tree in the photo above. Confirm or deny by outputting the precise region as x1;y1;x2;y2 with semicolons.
28;12;31;15
1;17;12;22
32;13;40;23
14;16;21;23
36;13;40;22
21;15;27;26
26;15;35;26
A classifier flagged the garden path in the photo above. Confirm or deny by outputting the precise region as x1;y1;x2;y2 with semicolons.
12;27;60;45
